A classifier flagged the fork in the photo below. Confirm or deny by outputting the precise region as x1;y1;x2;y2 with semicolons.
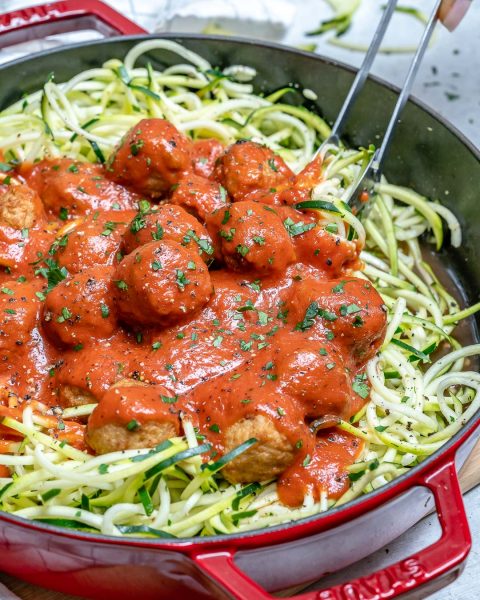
317;0;444;215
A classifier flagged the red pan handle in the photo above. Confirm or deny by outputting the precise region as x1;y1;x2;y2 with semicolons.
0;0;146;47
193;456;471;599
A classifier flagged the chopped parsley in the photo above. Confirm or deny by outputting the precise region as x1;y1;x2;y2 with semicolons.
152;223;164;241
100;303;110;318
236;244;249;257
340;303;362;316
161;394;178;404
219;228;236;241
352;374;369;399
175;269;190;291
56;307;72;323
239;340;253;351
127;419;140;431
302;454;311;467
253;236;265;245
267;158;278;172
283;217;316;237
221;209;231;224
295;302;337;331
130;139;144;155
35;258;68;292
151;260;162;271
257;311;269;326
331;281;345;294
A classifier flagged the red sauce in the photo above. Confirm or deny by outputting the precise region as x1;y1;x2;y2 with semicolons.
0;119;387;505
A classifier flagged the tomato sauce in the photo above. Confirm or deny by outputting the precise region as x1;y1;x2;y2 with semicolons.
0;118;387;506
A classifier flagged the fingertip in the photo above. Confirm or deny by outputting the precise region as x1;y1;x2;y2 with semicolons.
441;0;472;31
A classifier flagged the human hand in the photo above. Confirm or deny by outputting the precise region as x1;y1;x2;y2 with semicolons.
438;0;472;31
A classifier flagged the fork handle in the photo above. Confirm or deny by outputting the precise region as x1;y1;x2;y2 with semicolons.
373;0;443;178
330;0;400;141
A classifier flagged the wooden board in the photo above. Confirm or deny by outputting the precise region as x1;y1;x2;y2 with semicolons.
2;439;479;600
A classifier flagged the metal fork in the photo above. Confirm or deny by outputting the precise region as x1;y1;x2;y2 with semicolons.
317;0;443;215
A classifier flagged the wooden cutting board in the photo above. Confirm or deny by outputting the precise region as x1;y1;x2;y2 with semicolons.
1;439;479;600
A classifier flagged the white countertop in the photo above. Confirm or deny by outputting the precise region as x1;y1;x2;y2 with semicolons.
0;1;478;598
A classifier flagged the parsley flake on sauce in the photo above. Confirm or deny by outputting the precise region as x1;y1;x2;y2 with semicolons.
175;270;190;291
352;374;370;399
295;302;337;331
340;303;362;316
283;218;316;237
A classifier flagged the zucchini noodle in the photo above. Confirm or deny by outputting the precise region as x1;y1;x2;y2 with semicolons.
0;41;479;539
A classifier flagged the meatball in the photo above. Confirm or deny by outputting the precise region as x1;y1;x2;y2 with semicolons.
107;119;192;197
207;201;295;273
54;333;144;407
169;173;227;222
56;210;135;273
122;203;213;263
287;278;387;364
276;206;359;275
42;266;117;346
0;183;44;229
22;159;139;217
86;383;180;454
59;384;97;408
191;139;224;179
222;415;296;483
213;141;294;202
113;240;213;327
0;280;41;356
276;339;354;420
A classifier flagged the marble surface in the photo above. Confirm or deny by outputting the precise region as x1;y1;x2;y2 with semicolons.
0;1;478;599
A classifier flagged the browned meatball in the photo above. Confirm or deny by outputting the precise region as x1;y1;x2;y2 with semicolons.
275;207;360;276
86;383;180;454
107;119;192;198
59;385;97;408
54;334;142;408
113;240;213;327
222;415;296;483
56;210;135;273
213;141;294;202
207;201;296;273
42;266;117;347
0;182;44;229
122;203;214;263
0;280;41;356
275;339;354;420
22;159;139;217
169;173;227;221
287;278;387;364
191;139;224;179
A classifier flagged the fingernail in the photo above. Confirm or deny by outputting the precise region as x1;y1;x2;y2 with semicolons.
443;0;471;31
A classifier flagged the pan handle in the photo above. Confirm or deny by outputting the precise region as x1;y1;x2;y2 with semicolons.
193;456;471;600
0;0;146;47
